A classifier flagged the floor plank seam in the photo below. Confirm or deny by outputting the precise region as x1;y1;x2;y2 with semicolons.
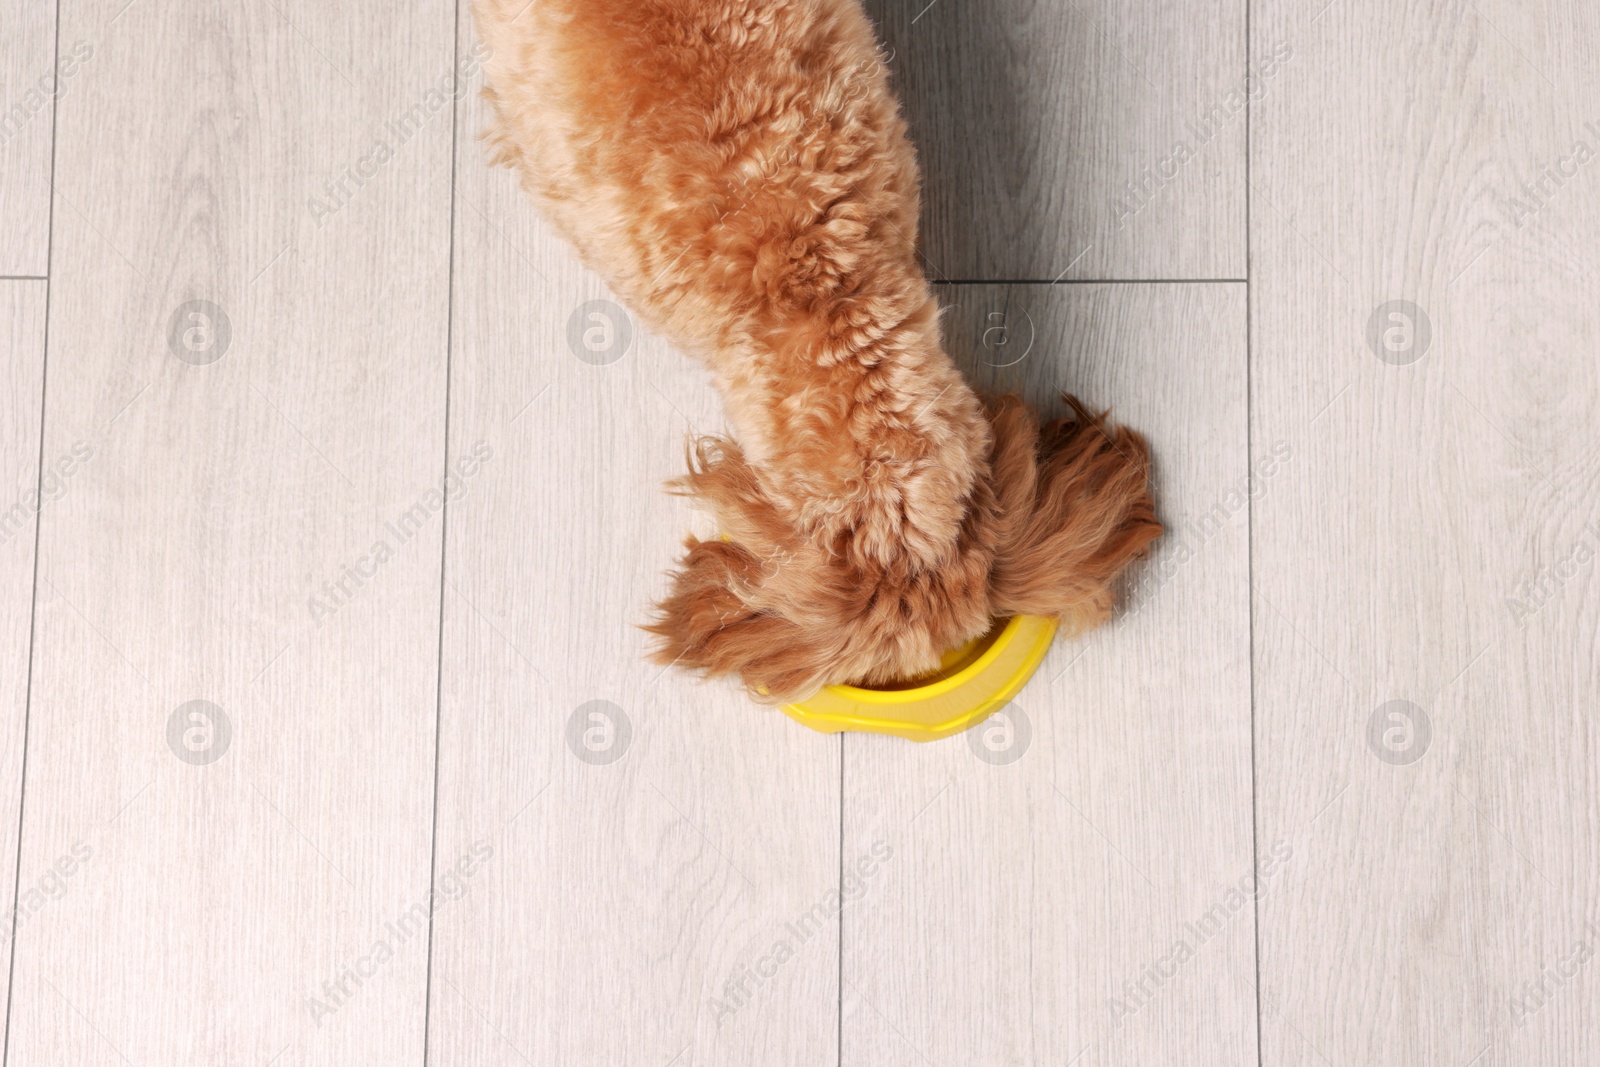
931;278;1249;285
1244;2;1266;1066
420;4;466;1065
0;0;62;1058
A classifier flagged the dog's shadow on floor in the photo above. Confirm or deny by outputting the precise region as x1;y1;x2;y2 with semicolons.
864;1;1172;610
863;0;1048;280
864;0;1074;415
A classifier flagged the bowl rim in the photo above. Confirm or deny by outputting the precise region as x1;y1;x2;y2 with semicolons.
819;615;1034;705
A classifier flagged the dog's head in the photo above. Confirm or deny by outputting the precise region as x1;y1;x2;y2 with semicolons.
645;395;1160;702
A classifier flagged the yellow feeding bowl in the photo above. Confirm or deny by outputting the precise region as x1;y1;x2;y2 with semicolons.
782;615;1059;742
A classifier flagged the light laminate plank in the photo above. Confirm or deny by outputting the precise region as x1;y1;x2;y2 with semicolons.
0;0;58;274
863;0;1250;281
1252;1;1600;1063
843;283;1257;1067
423;10;842;1066
0;279;47;1054
4;2;456;1064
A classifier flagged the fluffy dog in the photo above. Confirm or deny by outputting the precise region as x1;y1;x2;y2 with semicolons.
474;0;1161;700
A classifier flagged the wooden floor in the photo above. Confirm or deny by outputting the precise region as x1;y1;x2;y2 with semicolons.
1;0;1595;1064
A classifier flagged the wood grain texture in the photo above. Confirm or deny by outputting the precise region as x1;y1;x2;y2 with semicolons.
843;283;1256;1067
0;0;56;275
4;1;456;1064
4;0;1597;1063
862;0;1248;281
0;280;47;1054
421;10;842;1066
1251;1;1600;1064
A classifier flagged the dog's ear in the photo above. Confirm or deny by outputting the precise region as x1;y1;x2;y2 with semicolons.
984;394;1161;633
648;436;851;701
645;537;839;703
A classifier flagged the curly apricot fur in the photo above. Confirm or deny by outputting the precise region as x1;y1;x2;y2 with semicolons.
475;0;1161;700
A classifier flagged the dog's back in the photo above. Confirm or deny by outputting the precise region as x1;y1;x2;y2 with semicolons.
473;0;1161;697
